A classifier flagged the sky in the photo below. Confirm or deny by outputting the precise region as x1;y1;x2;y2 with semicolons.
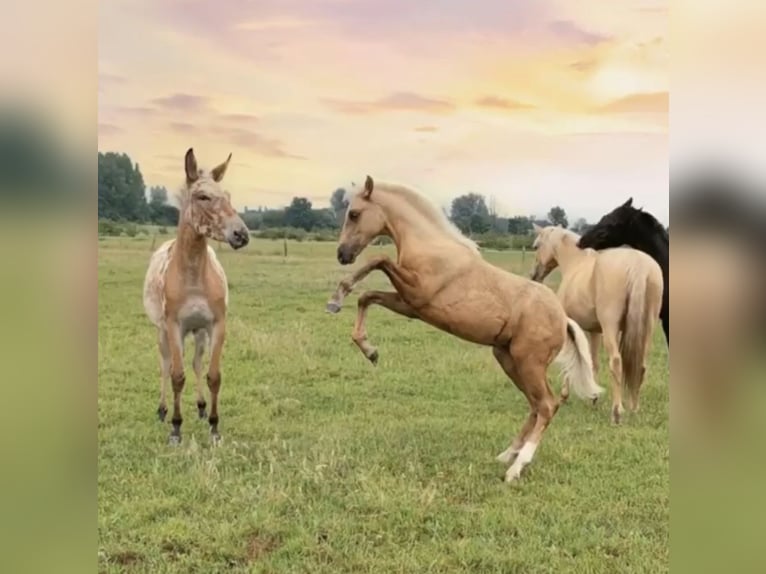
98;0;668;224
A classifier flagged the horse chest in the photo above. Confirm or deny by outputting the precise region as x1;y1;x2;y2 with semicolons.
178;296;215;334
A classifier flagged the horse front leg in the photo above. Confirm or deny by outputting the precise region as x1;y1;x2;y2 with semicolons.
351;290;420;364
166;320;185;445
206;319;225;444
326;255;417;314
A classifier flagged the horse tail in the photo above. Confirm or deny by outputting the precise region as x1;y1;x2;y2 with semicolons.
621;265;653;397
555;319;604;401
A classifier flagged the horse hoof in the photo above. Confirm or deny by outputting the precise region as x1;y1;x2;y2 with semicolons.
157;406;168;422
211;432;222;446
326;301;341;314
197;404;208;419
592;396;599;406
367;350;379;365
168;433;182;446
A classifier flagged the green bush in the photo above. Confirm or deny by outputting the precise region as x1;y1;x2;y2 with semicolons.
123;222;138;237
310;229;338;242
98;219;122;236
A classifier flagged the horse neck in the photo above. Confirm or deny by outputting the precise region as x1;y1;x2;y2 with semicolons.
554;237;585;273
379;199;458;260
174;211;209;283
639;232;669;270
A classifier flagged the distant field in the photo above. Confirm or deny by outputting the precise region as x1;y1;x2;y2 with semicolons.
98;236;669;573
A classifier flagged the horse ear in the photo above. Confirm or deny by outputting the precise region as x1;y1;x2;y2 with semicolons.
211;153;232;182
532;223;543;235
185;148;199;184
362;175;374;199
623;197;633;208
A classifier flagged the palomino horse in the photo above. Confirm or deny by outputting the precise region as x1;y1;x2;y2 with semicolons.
143;148;249;444
577;198;669;346
531;225;663;424
327;177;603;482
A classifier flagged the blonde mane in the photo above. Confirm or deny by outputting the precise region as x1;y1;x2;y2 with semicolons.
349;181;479;252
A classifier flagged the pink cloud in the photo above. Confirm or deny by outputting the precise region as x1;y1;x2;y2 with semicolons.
151;93;209;112
548;20;610;46
324;92;454;115
476;96;535;110
598;92;669;114
98;123;122;136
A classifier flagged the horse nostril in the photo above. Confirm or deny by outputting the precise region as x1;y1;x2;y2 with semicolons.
233;229;249;247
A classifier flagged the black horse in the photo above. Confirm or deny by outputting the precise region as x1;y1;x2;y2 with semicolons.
578;198;669;346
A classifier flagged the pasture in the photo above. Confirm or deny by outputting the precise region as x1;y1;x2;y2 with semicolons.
98;235;669;573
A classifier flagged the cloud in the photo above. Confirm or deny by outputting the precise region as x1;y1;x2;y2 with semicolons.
569;59;599;73
98;73;126;92
476;95;535;111
151;93;210;112
324;91;455;115
114;106;157;118
209;126;306;160
414;126;439;132
598;91;668;114
218;113;259;124
98;123;122;136
548;20;610;46
169;122;198;134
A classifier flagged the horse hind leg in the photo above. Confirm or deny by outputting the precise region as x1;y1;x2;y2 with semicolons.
493;343;560;482
601;325;624;424
492;347;536;465
628;314;658;413
193;329;208;419
157;329;170;422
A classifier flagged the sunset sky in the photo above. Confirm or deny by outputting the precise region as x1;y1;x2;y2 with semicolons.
98;0;667;223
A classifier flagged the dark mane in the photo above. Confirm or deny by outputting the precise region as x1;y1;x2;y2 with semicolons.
636;209;668;243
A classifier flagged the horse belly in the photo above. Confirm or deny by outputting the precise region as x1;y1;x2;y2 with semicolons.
178;298;214;337
416;299;507;346
558;289;600;332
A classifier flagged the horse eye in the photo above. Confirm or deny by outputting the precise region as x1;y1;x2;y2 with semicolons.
348;210;360;221
197;194;211;201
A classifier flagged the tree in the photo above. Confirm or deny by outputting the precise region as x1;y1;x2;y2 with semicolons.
98;151;149;221
146;185;179;225
507;216;534;235
284;197;315;230
547;206;568;229
262;209;286;228
331;188;347;213
450;193;491;235
311;208;338;229
570;217;591;233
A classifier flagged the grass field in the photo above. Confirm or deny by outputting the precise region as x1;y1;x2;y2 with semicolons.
98;236;669;573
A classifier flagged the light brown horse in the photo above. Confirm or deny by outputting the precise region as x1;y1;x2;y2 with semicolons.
327;177;603;482
531;224;663;424
143;148;250;445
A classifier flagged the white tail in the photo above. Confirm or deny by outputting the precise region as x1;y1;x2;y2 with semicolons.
555;319;604;400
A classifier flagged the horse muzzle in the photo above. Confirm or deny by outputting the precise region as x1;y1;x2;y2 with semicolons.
337;244;357;265
228;227;250;249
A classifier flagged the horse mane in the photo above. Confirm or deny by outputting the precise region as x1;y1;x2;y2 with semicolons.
352;181;479;252
175;185;192;211
636;208;669;242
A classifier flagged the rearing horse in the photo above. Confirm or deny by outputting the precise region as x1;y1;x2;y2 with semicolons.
327;177;603;482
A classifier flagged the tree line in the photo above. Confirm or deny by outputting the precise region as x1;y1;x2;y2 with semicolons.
98;151;588;242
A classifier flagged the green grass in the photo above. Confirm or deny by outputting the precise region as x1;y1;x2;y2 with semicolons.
98;236;669;573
